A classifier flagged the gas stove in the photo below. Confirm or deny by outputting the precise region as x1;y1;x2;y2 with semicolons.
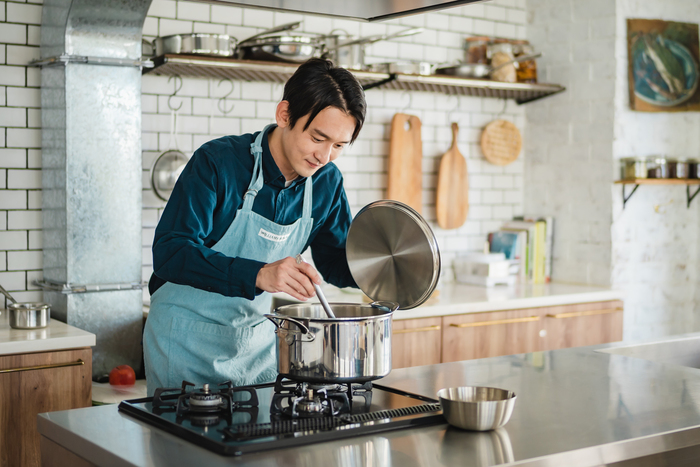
118;376;444;456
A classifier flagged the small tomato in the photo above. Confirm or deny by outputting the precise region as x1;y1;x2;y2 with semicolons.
109;364;136;386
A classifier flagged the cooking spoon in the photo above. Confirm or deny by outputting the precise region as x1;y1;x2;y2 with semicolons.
0;283;18;305
295;254;336;319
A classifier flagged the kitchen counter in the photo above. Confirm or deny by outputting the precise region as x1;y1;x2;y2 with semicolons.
0;309;96;355
273;282;624;320
37;339;700;466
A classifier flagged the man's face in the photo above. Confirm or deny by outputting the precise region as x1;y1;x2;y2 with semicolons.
277;104;355;179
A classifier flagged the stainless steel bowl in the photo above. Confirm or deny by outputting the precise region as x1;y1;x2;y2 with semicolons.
8;302;51;329
438;386;516;431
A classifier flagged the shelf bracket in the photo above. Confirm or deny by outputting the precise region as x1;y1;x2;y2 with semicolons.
362;73;397;91
622;184;639;209
687;185;700;208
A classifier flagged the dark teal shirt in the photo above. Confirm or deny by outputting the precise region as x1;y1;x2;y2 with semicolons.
149;125;358;299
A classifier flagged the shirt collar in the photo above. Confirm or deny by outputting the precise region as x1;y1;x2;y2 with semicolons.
261;125;306;189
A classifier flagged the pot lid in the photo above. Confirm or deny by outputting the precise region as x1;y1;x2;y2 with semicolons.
346;200;441;310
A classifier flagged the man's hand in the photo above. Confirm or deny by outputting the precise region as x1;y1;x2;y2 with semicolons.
255;256;322;301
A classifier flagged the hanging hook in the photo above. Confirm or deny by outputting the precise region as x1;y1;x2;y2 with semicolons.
447;94;460;125
496;98;508;118
168;75;183;111
400;91;412;113
217;78;235;115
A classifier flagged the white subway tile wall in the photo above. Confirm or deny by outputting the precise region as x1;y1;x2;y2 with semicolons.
610;0;700;341
0;0;527;305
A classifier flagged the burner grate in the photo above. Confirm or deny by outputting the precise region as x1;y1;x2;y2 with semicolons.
223;402;442;440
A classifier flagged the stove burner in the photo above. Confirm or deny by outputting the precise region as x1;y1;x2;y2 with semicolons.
151;380;259;420
270;376;373;419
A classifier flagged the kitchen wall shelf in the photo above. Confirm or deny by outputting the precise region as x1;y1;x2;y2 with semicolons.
144;55;566;104
614;179;700;209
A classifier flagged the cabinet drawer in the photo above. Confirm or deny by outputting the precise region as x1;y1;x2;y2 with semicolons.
442;309;543;362
392;317;442;369
542;300;623;350
0;348;92;467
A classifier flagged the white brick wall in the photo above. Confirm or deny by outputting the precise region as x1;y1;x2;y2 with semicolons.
0;0;529;305
524;0;616;286
611;0;700;341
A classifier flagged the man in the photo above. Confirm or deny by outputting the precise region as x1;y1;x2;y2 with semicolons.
143;58;366;395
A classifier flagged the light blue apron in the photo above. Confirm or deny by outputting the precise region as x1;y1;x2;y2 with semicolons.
143;124;313;396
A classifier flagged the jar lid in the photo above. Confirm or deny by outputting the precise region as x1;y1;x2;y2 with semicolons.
345;200;441;310
646;156;667;163
620;157;645;162
465;36;491;42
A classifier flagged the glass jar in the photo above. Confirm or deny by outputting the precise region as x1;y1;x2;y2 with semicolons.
464;36;490;64
620;157;647;180
487;42;516;83
646;156;669;179
512;40;538;84
667;158;690;179
688;159;700;179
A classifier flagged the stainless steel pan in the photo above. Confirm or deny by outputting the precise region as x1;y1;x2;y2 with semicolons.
0;282;51;329
265;301;398;383
322;27;424;70
153;33;237;57
236;21;323;63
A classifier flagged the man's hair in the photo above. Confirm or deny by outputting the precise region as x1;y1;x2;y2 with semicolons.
283;58;366;144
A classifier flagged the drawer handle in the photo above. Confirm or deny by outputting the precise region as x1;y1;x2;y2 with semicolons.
0;359;85;374
450;316;540;328
394;325;441;334
546;307;624;319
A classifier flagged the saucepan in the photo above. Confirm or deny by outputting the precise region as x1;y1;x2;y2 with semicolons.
153;33;238;57
321;27;424;70
435;53;542;79
265;301;398;383
0;283;51;329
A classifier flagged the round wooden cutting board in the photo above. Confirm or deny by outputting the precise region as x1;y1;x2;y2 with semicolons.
480;119;522;166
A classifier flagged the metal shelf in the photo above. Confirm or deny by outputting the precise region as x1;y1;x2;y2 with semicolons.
614;179;700;209
144;55;566;104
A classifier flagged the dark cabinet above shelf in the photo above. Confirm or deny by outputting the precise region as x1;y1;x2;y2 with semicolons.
143;55;566;105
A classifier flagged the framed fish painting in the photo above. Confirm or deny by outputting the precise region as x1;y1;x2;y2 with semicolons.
628;19;700;112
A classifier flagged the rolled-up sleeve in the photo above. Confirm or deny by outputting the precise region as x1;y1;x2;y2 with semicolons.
151;149;264;299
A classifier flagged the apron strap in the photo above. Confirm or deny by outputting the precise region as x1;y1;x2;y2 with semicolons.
244;123;314;221
243;124;275;211
302;175;313;220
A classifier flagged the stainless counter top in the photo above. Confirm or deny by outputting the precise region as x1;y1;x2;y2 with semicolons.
38;344;700;466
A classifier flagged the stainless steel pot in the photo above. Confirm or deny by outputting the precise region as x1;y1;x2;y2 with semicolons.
1;283;50;329
366;61;434;75
265;301;398;383
153;33;237;57
8;303;51;329
236;21;323;63
322;27;424;70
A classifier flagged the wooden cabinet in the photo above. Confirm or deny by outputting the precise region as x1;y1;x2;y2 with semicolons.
442;308;544;362
393;300;624;368
392;317;442;369
542;300;623;350
0;348;92;467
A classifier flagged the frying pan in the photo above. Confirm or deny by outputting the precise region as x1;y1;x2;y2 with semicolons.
321;27;424;70
153;33;237;57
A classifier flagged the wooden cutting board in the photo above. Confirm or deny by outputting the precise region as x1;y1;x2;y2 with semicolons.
436;123;469;230
387;113;423;213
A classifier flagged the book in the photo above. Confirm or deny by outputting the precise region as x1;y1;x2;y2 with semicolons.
488;231;520;260
501;220;537;281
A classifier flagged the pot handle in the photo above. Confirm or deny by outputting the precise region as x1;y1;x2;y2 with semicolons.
370;301;399;313
326;27;424;51
239;21;301;44
264;314;310;334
